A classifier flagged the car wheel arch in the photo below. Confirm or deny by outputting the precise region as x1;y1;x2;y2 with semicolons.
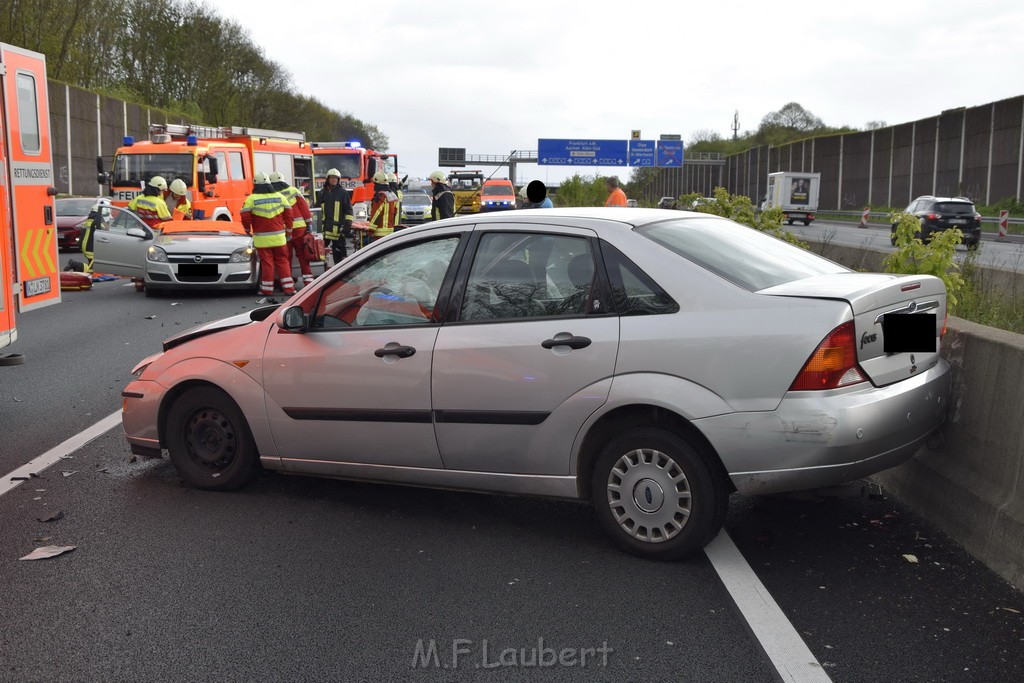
157;379;228;448
574;404;731;501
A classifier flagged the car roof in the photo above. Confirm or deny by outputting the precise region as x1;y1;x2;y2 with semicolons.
394;207;725;238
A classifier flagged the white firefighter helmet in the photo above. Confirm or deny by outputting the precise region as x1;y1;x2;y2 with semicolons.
148;175;168;191
253;171;270;185
169;179;188;196
387;172;399;183
269;171;284;184
518;184;529;199
326;168;342;179
428;170;446;183
372;171;389;184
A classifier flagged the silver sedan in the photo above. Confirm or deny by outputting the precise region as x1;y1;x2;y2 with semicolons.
90;210;257;294
121;208;950;559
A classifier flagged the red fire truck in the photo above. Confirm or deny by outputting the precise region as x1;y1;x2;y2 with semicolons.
1;43;61;367
311;141;398;221
100;124;314;220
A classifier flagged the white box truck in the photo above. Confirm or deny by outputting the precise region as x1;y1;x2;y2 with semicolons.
761;172;820;226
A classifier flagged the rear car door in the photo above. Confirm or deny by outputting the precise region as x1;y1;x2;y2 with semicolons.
91;207;153;278
432;225;620;476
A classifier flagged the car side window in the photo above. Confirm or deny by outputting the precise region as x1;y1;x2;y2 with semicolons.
601;242;679;316
107;207;143;234
310;237;459;330
460;232;596;321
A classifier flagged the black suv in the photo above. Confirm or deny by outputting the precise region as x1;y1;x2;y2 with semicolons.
890;196;982;249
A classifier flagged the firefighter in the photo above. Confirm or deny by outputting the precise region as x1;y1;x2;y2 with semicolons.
128;176;172;228
428;170;455;221
369;170;398;242
166;178;192;220
240;171;295;298
315;168;353;264
270;171;315;286
80;198;112;273
388;172;403;230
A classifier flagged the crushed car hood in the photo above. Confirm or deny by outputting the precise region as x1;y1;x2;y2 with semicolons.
162;305;279;352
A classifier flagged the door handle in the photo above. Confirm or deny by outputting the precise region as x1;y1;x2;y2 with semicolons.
541;335;591;350
374;344;416;359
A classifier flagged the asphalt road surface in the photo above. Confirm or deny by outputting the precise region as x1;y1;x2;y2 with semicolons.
0;267;1021;682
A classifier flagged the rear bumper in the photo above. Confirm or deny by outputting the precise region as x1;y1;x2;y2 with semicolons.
694;359;950;495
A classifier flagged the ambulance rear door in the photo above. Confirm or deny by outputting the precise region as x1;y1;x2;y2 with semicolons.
1;43;60;313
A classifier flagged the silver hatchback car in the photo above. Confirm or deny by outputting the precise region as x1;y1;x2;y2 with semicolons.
122;208;950;559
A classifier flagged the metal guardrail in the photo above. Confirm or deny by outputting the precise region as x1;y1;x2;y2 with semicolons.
820;209;1024;226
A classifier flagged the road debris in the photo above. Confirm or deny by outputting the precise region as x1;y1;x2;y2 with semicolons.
19;545;77;561
37;511;64;523
62;471;77;478
144;315;156;320
903;554;919;563
999;607;1021;614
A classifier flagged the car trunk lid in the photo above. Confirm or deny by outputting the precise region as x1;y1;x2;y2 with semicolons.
758;273;946;387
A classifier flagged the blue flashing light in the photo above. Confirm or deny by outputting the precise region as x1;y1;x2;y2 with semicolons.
122;136;135;146
347;140;362;148
186;135;198;146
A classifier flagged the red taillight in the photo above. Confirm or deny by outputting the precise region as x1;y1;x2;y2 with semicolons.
926;212;939;220
789;321;868;391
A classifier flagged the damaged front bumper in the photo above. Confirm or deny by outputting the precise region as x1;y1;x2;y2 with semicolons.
694;359;950;495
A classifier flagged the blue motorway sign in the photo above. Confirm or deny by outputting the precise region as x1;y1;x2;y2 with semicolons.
538;139;628;166
628;140;656;167
656;140;685;167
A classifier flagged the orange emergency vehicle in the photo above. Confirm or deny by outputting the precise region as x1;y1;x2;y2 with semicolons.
1;43;61;367
311;141;398;222
100;124;313;221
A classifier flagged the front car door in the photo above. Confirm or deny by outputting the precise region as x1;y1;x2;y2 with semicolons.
91;206;153;278
432;225;620;476
262;228;467;470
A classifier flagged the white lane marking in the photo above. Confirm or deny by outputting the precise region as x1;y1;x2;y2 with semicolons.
0;411;122;498
705;531;832;683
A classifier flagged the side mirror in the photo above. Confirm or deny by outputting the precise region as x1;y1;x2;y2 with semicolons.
278;305;307;332
197;167;206;194
96;155;105;174
207;156;219;178
96;172;110;185
126;227;149;239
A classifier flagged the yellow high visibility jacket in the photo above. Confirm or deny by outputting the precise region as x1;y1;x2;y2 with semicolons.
240;192;293;248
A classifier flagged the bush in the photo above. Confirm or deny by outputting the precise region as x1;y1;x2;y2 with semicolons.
883;211;964;307
679;187;807;248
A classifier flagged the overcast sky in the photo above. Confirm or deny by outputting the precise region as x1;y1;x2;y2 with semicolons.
206;0;1022;186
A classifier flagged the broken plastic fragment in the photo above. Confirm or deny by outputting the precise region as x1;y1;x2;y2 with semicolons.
37;511;64;523
903;554;919;563
19;545;77;561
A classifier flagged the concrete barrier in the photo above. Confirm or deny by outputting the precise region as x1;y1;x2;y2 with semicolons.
803;237;1024;589
873;318;1024;590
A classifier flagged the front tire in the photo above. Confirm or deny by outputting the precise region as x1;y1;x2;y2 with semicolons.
591;427;728;560
166;386;259;491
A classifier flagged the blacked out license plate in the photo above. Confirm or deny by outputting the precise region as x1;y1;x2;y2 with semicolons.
882;313;936;353
177;263;218;277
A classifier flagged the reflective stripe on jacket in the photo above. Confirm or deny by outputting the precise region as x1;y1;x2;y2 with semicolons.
370;191;397;238
280;185;313;232
315;184;354;241
240;192;293;248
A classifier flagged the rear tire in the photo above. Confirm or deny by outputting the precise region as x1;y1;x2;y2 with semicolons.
802;219;811;226
166;386;259;491
786;218;794;225
591;427;728;560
